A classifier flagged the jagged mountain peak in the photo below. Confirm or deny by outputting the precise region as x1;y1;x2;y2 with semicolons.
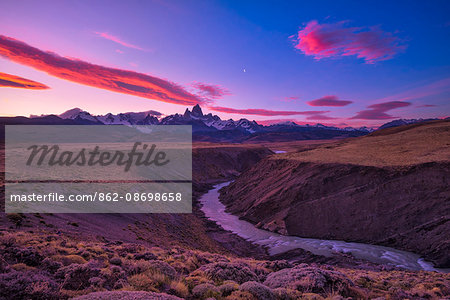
192;104;203;116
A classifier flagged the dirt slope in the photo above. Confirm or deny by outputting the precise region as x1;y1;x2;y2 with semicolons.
220;120;450;267
0;144;273;257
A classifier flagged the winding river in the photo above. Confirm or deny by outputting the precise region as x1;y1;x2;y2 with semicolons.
200;182;445;272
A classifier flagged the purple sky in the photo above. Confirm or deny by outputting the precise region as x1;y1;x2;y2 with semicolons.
1;0;449;127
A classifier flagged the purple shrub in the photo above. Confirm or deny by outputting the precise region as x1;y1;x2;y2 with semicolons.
41;257;62;274
109;257;122;266
134;252;157;261
263;264;354;296
239;281;275;300
56;263;101;290
196;262;259;284
0;270;59;300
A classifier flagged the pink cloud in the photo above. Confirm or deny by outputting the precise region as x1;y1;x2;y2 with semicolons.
307;95;352;106
417;104;436;108
306;114;337;120
293;20;405;63
209;106;328;116
0;35;207;106
192;82;231;100
351;101;411;120
0;72;49;89
280;96;301;102
95;32;147;51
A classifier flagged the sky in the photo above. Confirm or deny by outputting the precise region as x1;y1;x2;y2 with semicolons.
1;0;449;127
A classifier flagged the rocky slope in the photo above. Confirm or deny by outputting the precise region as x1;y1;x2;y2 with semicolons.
220;120;450;268
0;144;272;258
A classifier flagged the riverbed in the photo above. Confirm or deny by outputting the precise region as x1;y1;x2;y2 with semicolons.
200;182;444;272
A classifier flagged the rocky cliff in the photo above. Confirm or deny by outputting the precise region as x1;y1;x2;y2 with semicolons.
220;120;450;267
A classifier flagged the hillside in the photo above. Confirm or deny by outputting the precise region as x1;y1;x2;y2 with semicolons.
279;119;450;166
220;120;450;267
0;144;272;257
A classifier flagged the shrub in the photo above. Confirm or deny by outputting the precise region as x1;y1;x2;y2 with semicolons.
56;263;101;290
219;281;239;297
185;274;214;288
41;257;62;273
0;233;16;247
260;260;294;272
239;281;275;300
272;288;303;300
134;252;157;261
72;291;183;299
226;290;258;299
263;265;354;296
146;260;177;280
109;257;122;266
300;293;325;299
6;213;25;227
192;283;220;299
168;280;189;298
89;277;104;287
53;254;87;266
128;273;157;292
100;265;127;290
0;271;59;300
15;247;43;266
195;262;259;284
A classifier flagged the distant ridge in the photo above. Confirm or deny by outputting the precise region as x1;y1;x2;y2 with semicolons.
49;105;371;142
378;118;442;130
3;105;445;142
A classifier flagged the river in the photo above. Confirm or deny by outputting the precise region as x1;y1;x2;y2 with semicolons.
200;182;445;272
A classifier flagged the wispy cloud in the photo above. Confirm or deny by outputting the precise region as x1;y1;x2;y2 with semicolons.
280;96;301;102
0;35;207;106
417;104;436;108
209;106;328;116
306;114;337;120
307;95;352;106
192;82;231;100
293;20;405;63
376;77;450;103
351;101;411;119
94;32;147;51
0;72;49;89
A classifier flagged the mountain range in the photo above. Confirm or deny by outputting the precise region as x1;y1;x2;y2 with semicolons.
1;105;443;142
30;105;371;142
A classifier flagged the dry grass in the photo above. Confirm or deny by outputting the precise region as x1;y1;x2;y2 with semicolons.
52;254;87;266
168;280;189;298
128;273;158;292
11;263;36;271
276;120;450;166
0;230;448;299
